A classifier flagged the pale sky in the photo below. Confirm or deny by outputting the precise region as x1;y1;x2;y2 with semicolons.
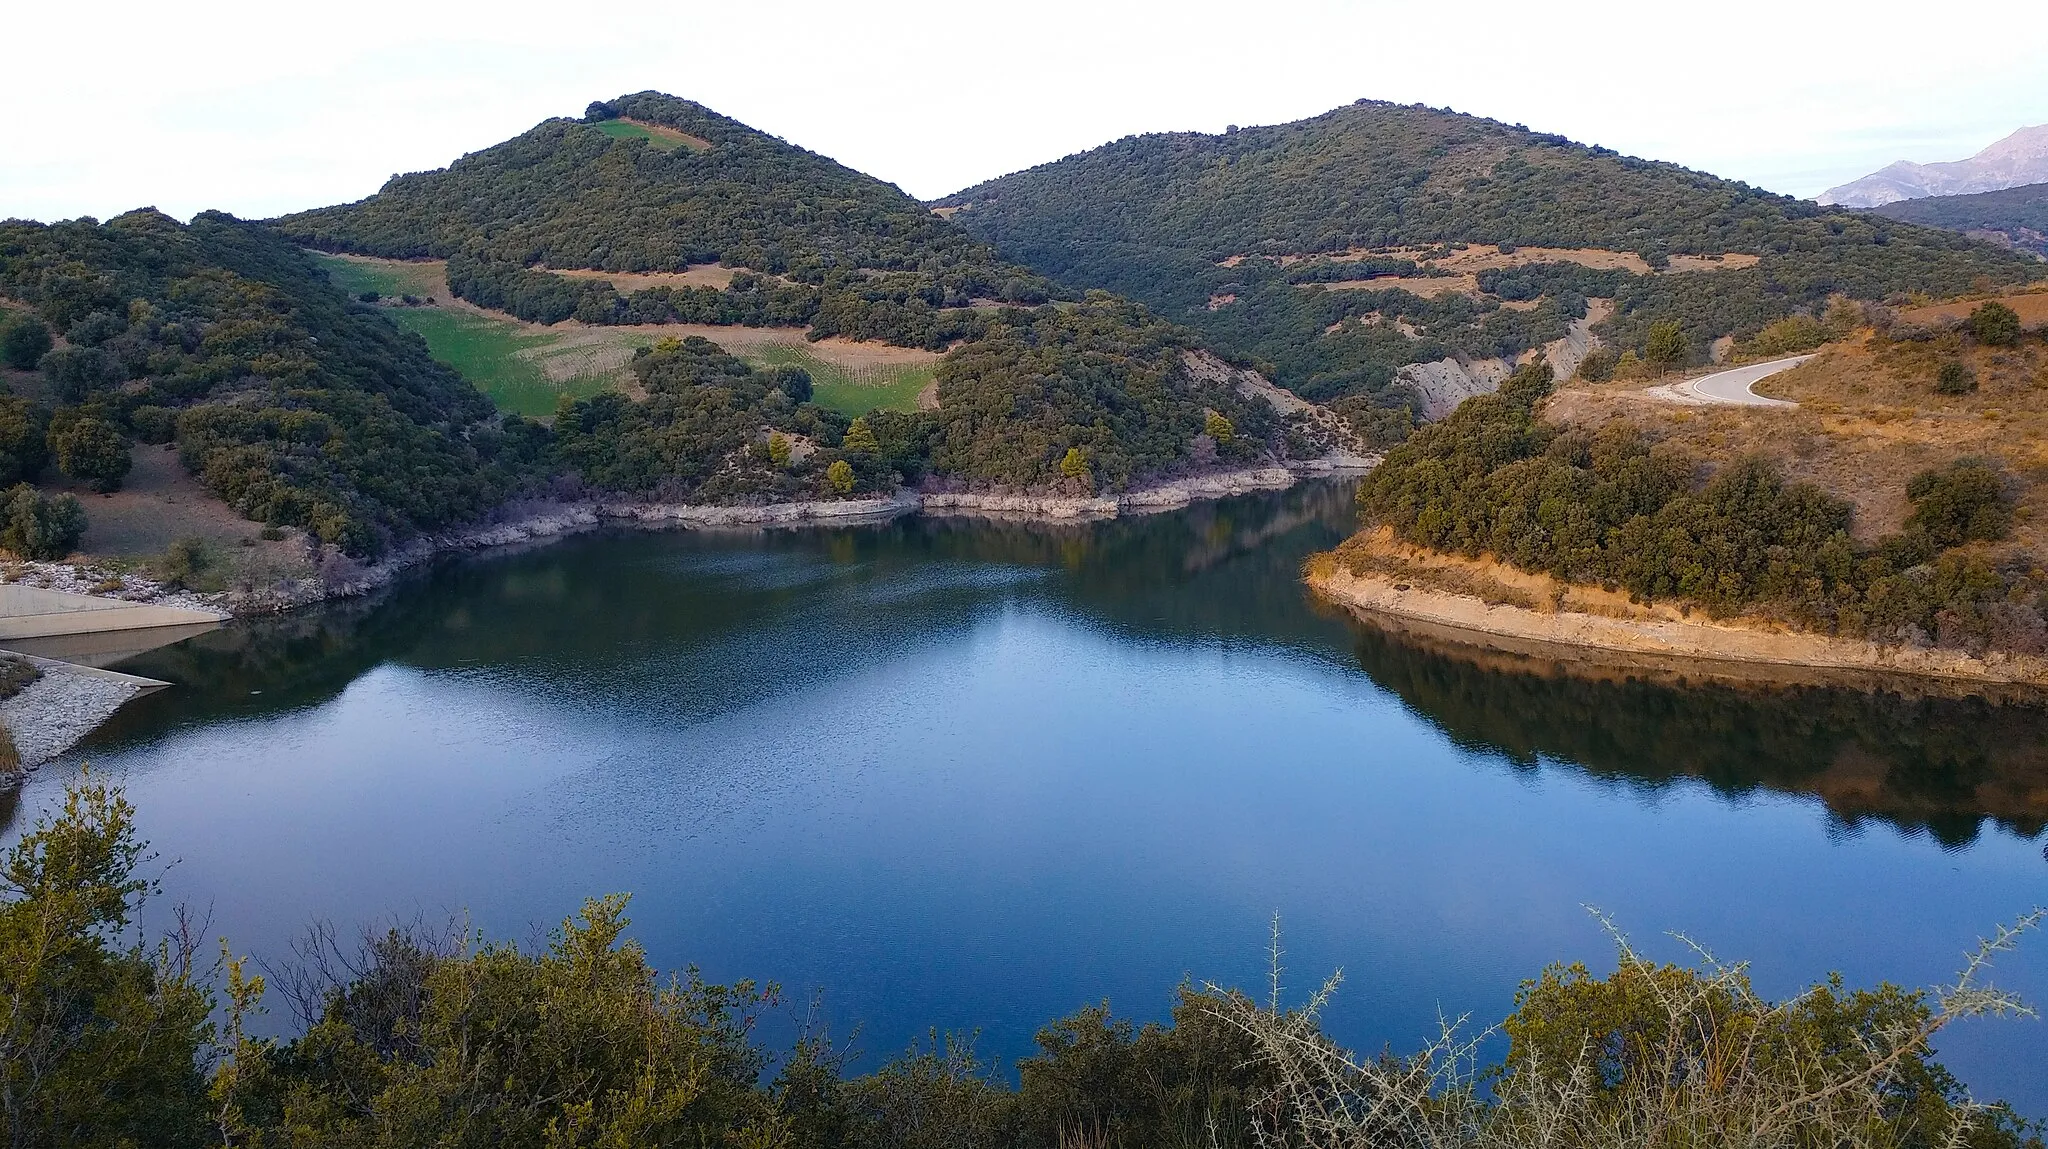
4;0;2044;224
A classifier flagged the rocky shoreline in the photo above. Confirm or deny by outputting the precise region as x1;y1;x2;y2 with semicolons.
1;660;153;777
0;459;1374;780
17;457;1378;622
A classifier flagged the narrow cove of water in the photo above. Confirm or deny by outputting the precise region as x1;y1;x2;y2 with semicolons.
7;481;2046;1111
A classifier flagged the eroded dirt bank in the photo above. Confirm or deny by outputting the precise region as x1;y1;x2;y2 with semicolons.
1307;531;2048;692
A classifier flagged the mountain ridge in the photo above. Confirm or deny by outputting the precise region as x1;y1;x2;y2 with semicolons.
934;99;2038;432
1819;124;2048;208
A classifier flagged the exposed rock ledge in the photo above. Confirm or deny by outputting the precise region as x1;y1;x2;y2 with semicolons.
923;460;1373;521
1306;561;2048;692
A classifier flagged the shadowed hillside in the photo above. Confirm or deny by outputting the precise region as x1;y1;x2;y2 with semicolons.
1876;182;2048;256
0;210;535;556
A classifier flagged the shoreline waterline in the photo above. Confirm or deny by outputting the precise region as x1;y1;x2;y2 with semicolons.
1306;560;2048;695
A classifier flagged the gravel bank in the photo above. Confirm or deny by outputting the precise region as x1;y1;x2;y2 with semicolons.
0;664;146;771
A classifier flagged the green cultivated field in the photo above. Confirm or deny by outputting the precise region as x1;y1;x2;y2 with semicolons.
594;119;689;152
746;343;933;416
312;254;931;418
314;255;613;417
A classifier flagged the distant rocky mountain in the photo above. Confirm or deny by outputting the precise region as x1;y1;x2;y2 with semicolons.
1819;124;2048;208
1874;181;2048;257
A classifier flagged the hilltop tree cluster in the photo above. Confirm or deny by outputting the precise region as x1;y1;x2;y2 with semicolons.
277;92;1060;351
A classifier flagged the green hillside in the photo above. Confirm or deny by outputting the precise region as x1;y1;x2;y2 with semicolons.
1875;182;2048;256
0;98;1474;569
0;210;537;555
936;100;2041;422
275;91;1060;349
259;93;1330;511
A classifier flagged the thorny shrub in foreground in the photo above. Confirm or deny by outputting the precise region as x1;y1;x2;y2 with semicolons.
1206;913;2044;1149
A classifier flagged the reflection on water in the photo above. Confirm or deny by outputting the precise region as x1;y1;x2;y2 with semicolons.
80;482;2048;849
8;480;2045;1113
1347;623;2048;846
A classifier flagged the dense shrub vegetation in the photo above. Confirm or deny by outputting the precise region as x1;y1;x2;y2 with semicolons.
0;483;85;559
551;334;852;500
3;777;2038;1148
1185;257;1596;424
276;92;1060;350
0;209;1323;559
0;210;525;555
931;297;1283;491
1355;362;2048;654
551;301;1309;501
938;100;2039;407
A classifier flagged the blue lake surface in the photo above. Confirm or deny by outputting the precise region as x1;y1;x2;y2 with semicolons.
6;481;2045;1110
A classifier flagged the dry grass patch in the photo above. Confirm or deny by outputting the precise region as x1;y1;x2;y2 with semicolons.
1226;244;1760;277
1313;273;1481;297
52;446;309;566
1899;286;2048;330
539;265;794;292
1551;331;2048;548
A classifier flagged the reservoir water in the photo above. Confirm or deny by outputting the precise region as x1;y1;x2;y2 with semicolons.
6;481;2046;1109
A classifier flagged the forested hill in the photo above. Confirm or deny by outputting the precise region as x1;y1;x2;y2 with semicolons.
934;100;2040;423
0;210;535;554
1874;182;2048;256
0;212;1334;564
275;91;1059;347
943;100;1813;270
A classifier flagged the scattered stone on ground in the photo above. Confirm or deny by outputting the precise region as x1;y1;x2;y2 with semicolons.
0;665;144;769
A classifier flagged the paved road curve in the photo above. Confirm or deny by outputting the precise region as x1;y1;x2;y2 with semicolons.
1650;354;1810;407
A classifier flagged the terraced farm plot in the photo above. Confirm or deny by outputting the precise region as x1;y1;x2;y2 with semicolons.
314;254;615;416
310;253;938;418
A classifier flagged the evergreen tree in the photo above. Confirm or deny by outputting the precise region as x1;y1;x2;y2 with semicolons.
1644;320;1688;373
49;414;131;493
843;416;879;454
0;314;52;370
825;459;854;493
0;776;214;1147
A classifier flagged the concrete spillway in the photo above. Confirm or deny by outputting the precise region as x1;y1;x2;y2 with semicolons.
0;584;227;643
2;584;227;770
